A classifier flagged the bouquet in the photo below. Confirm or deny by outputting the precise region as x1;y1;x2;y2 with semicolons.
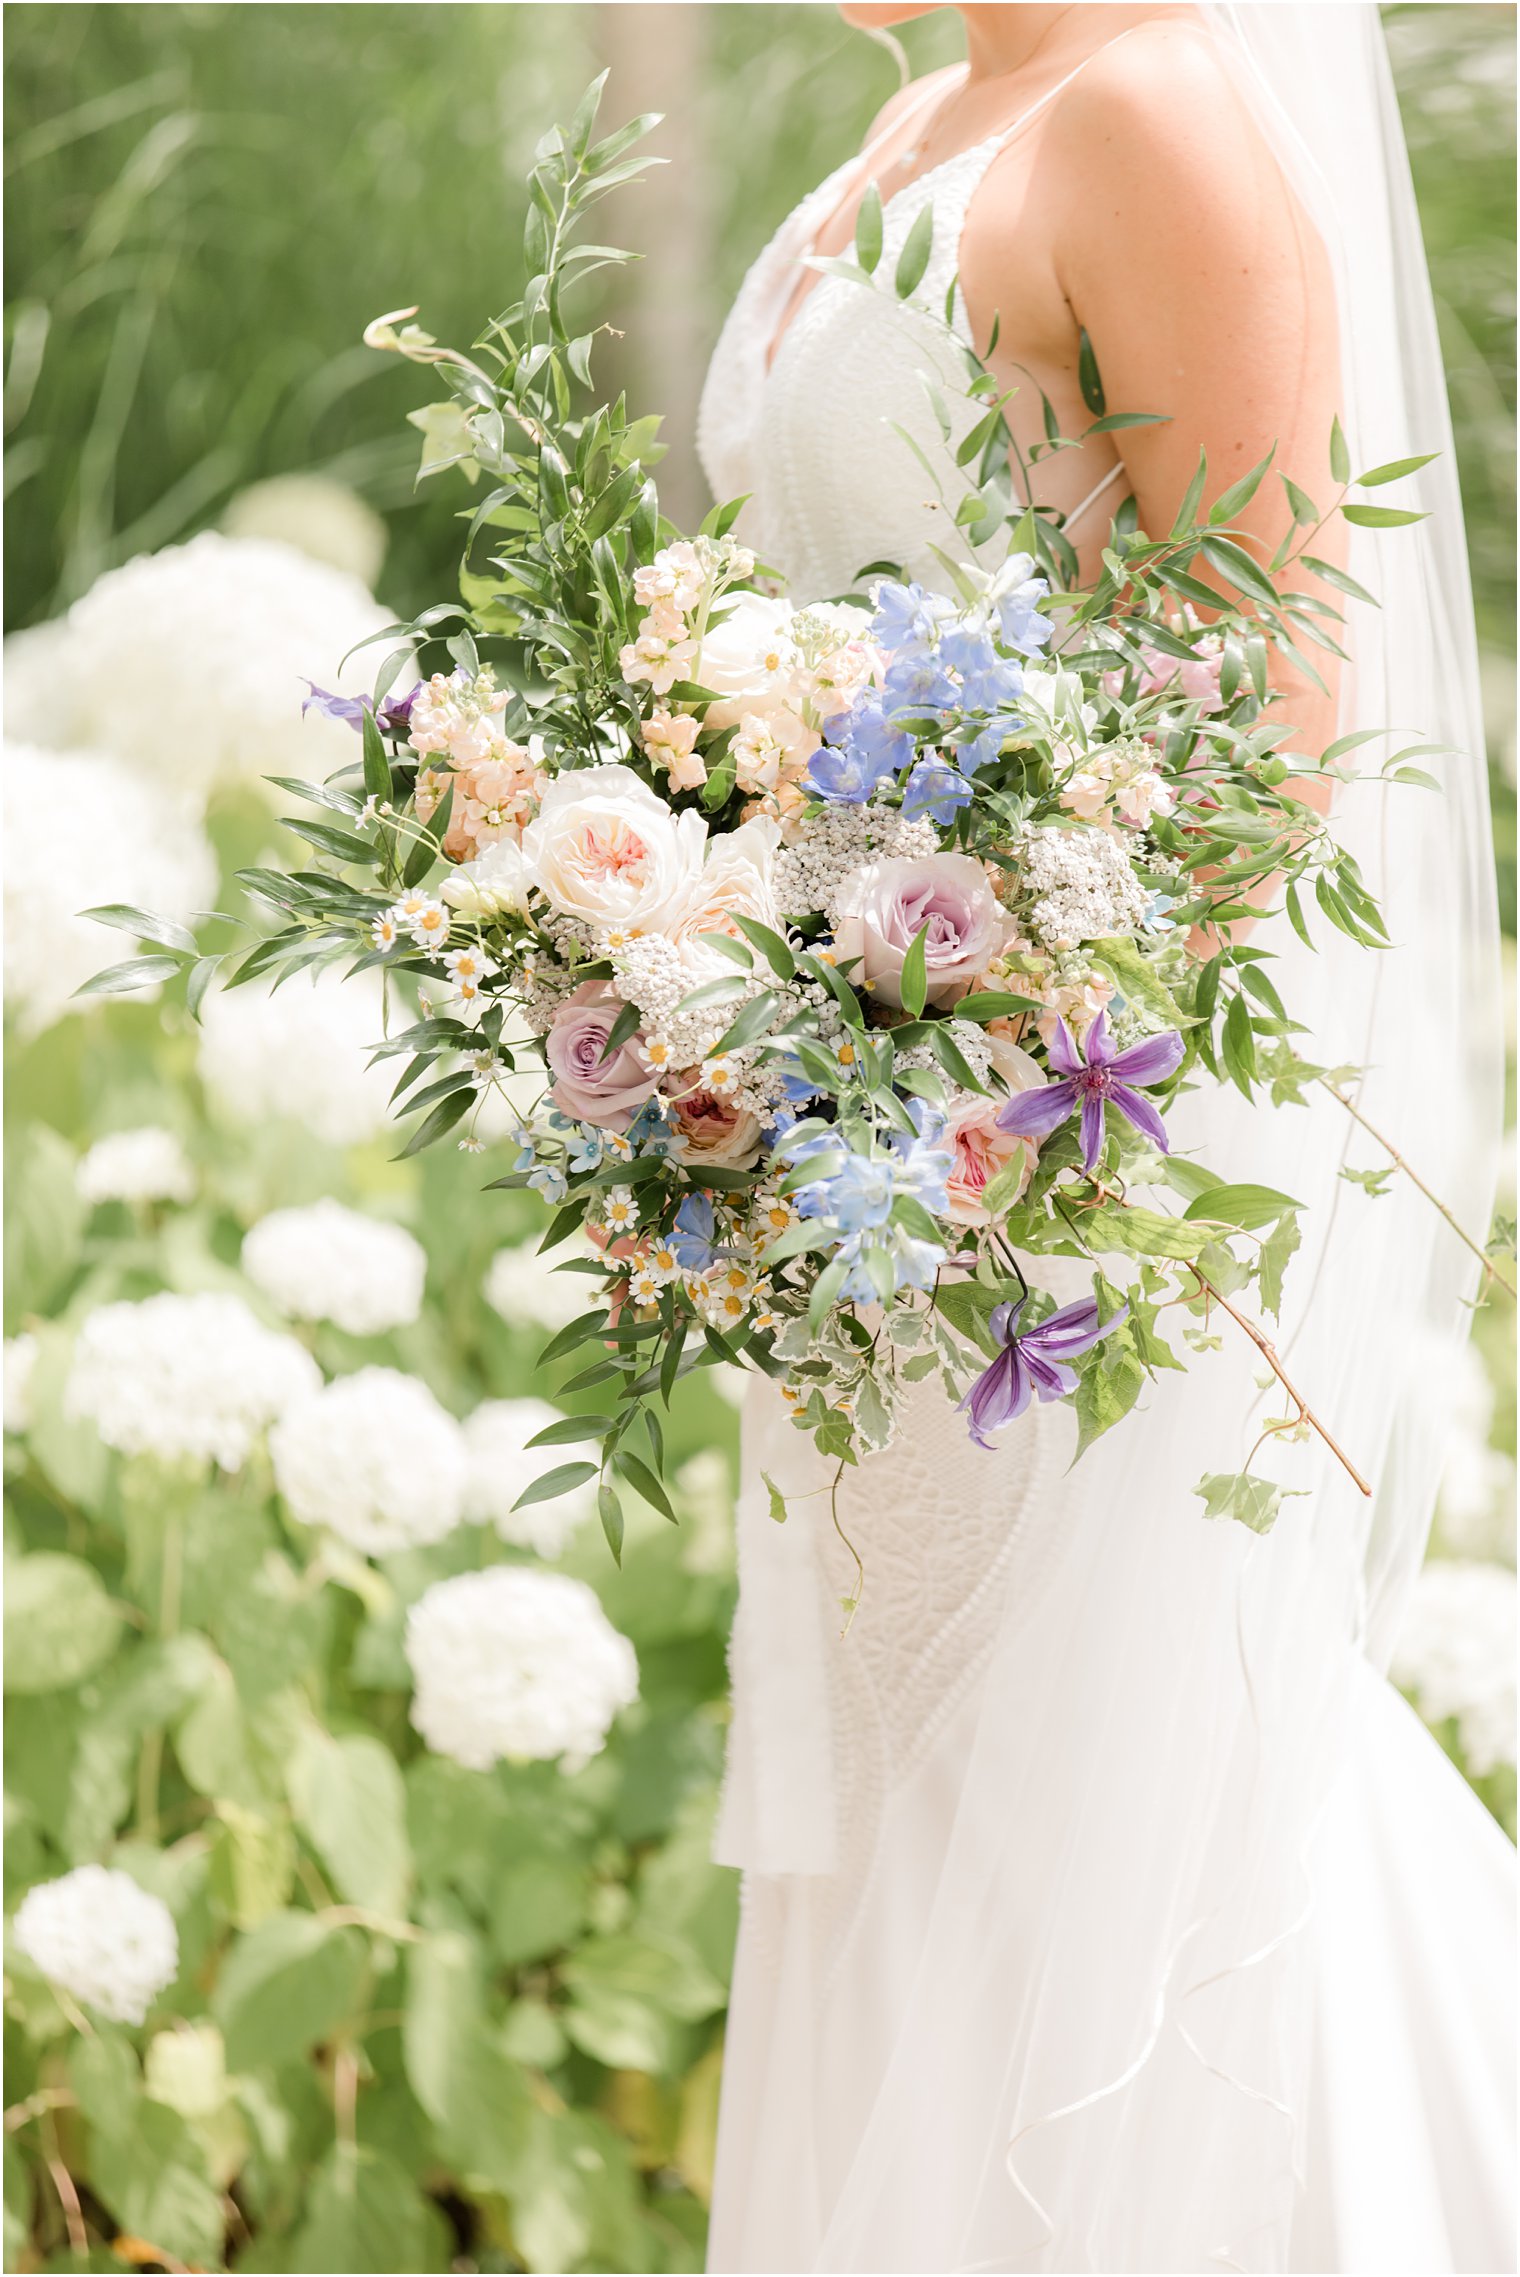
88;80;1463;1570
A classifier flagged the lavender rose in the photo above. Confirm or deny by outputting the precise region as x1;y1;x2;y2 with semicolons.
545;984;659;1131
833;853;1010;1009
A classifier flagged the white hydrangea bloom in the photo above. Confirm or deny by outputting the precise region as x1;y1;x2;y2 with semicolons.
406;1567;638;1770
63;531;392;808
1391;1559;1517;1775
3;744;217;1036
12;1865;178;2025
197;970;394;1149
222;475;387;589
484;1240;597;1333
270;1366;467;1554
242;1200;426;1336
463;1398;595;1555
3;1333;38;1434
3;619;81;746
77;1126;195;1208
65;1293;319;1471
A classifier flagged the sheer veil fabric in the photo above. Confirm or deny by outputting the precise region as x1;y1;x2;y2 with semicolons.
695;8;1512;2272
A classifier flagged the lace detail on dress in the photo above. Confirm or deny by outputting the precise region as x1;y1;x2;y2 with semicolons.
812;1372;1070;1986
696;130;1014;603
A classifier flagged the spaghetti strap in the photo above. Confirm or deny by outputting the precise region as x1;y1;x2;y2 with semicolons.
1064;460;1130;535
983;20;1159;159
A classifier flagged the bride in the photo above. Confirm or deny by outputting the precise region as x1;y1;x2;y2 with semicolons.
694;6;1513;2272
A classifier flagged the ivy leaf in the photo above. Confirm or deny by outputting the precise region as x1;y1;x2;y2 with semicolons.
1194;1472;1306;1534
763;1471;788;1523
1072;1333;1145;1458
1181;1183;1302;1232
1257;1210;1301;1320
1081;1205;1207;1261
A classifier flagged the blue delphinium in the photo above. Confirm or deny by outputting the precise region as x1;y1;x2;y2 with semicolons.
869;579;952;655
806;693;915;804
986;552;1053;656
881;649;956;721
670;1191;722;1270
903;757;974;827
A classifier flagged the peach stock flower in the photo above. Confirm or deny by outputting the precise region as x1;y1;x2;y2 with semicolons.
643;707;706;794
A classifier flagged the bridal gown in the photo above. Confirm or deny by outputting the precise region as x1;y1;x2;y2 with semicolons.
693;29;1515;2277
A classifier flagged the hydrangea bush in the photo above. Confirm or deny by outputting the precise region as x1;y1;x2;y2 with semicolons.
5;856;742;2275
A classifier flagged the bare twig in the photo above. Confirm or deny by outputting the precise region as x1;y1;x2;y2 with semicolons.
1189;1264;1371;1496
1317;1072;1517;1299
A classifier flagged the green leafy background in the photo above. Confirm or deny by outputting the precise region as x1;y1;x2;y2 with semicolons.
4;7;1514;2271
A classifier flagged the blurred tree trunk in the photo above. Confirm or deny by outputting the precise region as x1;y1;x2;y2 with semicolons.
593;2;714;529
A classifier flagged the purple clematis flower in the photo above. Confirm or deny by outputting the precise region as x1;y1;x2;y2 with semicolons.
302;681;420;737
995;1010;1184;1175
960;1293;1125;1450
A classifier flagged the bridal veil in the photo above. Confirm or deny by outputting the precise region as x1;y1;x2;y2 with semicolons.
713;8;1506;2269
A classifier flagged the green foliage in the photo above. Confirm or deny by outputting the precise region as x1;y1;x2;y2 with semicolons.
3;865;741;2266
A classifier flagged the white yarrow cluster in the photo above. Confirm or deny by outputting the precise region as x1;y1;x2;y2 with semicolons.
197;971;395;1149
61;532;393;808
12;1865;178;2025
405;1566;638;1770
1018;822;1148;949
772;801;939;926
77;1126;195;1208
484;1240;597;1333
3;744;217;1036
242;1201;426;1336
1391;1559;1517;1775
66;1293;319;1471
462;1398;595;1554
270;1366;467;1554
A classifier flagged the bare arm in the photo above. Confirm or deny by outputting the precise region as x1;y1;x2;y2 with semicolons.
989;24;1348;803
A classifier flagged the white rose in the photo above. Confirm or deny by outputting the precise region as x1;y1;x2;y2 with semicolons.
671;815;781;946
520;764;705;932
696;594;798;733
441;837;531;918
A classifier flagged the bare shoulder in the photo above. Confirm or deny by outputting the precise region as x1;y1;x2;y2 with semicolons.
1052;18;1289;211
858;63;961;151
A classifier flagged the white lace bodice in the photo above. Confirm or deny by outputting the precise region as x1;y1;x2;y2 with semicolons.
695;102;1016;604
703;62;1128;1894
